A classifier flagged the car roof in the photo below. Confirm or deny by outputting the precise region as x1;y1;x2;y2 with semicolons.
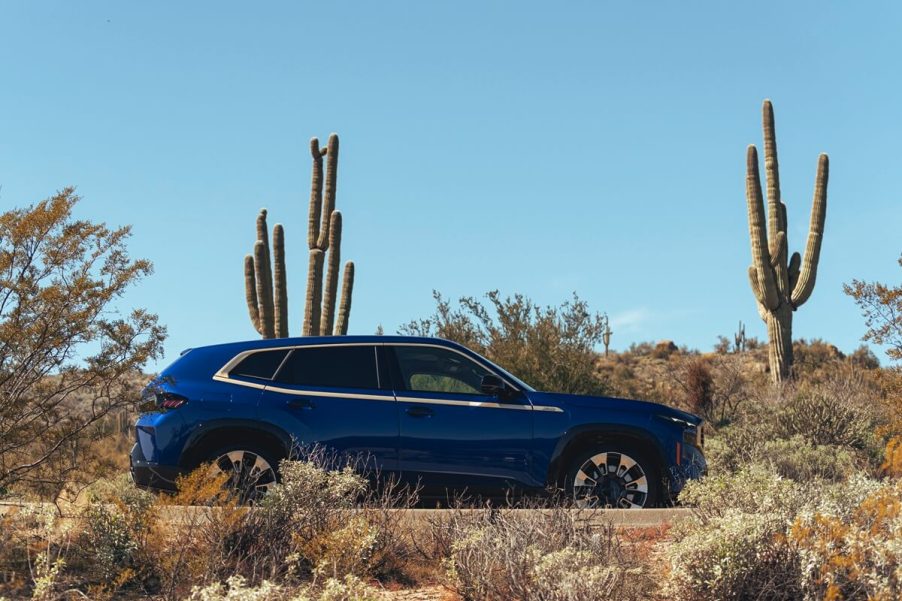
183;335;466;355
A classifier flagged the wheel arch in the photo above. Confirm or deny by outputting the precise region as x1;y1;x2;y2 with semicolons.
546;424;670;489
179;420;293;470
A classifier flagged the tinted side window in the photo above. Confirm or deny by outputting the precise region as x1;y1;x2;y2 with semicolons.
230;349;289;380
394;346;490;395
275;346;378;389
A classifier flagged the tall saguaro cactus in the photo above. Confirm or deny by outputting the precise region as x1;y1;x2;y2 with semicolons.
304;134;355;336
244;133;355;339
745;100;829;383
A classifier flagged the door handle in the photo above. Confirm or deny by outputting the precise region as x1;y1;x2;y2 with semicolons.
406;406;434;418
287;398;314;410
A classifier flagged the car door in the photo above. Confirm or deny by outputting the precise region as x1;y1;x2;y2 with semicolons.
388;344;535;495
258;343;399;474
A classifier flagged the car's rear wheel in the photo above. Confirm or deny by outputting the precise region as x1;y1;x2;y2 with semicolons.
206;445;279;504
565;445;661;508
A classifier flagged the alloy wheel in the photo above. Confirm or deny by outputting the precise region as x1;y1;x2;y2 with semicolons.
209;450;277;503
572;451;649;508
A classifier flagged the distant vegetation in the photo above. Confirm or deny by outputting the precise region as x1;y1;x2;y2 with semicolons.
401;290;610;396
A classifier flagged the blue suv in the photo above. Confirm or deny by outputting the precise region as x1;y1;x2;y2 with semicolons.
131;336;706;507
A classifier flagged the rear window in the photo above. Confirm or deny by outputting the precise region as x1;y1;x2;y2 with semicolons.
274;345;378;389
230;349;289;380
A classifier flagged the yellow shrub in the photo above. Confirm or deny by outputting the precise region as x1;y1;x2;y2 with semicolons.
883;436;902;478
298;515;379;582
790;480;902;600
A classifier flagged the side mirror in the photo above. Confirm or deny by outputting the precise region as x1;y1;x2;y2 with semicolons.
480;374;508;397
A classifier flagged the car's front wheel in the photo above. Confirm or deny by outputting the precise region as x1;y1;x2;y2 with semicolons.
206;445;279;504
565;445;661;508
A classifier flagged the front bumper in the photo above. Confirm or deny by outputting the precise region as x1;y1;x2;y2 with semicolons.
130;443;184;493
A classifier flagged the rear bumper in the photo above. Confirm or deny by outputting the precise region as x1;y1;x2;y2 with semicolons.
130;443;183;493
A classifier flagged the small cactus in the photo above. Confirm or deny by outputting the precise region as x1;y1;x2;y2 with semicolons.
602;323;613;357
244;133;355;338
745;100;828;382
734;320;746;353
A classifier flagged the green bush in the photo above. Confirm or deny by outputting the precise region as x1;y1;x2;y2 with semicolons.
668;467;893;601
184;574;381;601
707;433;863;482
775;383;876;450
79;474;155;581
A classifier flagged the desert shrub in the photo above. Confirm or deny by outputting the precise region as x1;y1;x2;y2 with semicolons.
678;466;804;518
666;509;802;601
684;358;715;419
439;502;650;601
226;453;417;586
240;460;368;579
0;505;72;600
844;253;901;364
78;474;154;584
0;191;165;498
705;368;885;480
401;290;610;395
185;575;283;601
707;433;862;483
790;479;902;600
668;465;893;601
184;574;381;601
775;377;878;451
793;338;847;377
849;344;881;369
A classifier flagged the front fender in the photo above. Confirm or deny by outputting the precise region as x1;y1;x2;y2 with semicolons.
545;422;671;486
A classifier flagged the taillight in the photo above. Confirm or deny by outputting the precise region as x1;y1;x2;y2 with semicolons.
158;392;188;409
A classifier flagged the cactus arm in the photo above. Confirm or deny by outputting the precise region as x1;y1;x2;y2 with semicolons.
308;138;323;250
788;251;801;297
746;145;779;310
303;249;324;336
769;231;786;269
273;223;288;338
256;209;274;310
254;240;275;338
762;100;784;250
747;265;770;321
791;153;829;307
320;211;342;335
317;134;339;250
763;100;792;297
334;261;354;335
255;210;275;336
244;254;262;335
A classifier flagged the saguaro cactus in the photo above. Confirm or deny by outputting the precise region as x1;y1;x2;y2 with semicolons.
745;100;828;382
734;320;746;353
244;133;355;339
304;134;355;336
245;210;287;338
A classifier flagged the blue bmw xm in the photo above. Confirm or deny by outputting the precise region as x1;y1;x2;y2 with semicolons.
131;336;706;507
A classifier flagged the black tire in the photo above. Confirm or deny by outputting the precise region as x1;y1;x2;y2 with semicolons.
564;443;662;508
203;443;281;504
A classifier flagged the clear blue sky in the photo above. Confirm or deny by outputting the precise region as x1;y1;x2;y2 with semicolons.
1;2;900;371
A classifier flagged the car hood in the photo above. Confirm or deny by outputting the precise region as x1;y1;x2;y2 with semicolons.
529;391;702;425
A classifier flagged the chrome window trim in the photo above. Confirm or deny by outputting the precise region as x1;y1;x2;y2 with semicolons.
212;342;564;413
397;395;531;411
214;342;379;381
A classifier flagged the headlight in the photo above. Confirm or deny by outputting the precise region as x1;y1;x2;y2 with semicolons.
657;414;704;448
